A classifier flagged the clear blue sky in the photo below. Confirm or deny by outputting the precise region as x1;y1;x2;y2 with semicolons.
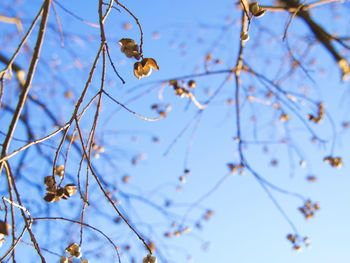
1;0;350;262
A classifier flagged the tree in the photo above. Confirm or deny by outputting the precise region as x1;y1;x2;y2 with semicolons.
0;0;349;262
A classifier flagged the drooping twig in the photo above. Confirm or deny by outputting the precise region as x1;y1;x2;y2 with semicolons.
0;0;51;164
103;90;163;121
31;217;121;262
53;0;99;28
74;116;153;254
115;0;144;58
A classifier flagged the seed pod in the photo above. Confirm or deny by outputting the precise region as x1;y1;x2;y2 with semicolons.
44;176;55;187
286;234;296;243
254;8;266;17
240;32;250;42
143;254;157;263
188;80;196;89
60;256;69;263
249;2;266;17
66;243;81;258
134;58;159;79
119;38;140;60
56;187;66;199
174;87;186;97
54;165;65;177
0;221;10;236
64;184;77;197
43;193;56;203
249;2;260;14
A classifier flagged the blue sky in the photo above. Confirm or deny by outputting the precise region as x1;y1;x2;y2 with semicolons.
1;0;350;262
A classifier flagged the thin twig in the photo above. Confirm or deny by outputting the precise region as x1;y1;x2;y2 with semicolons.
103;90;163;121
53;0;99;28
0;0;51;164
31;217;121;262
74;117;152;254
0;5;43;81
51;1;64;47
115;0;144;58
